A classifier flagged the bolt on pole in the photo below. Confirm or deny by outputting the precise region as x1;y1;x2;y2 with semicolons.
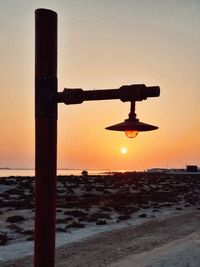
35;9;57;267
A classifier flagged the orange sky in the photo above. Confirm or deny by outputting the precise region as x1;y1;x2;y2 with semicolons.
0;1;200;170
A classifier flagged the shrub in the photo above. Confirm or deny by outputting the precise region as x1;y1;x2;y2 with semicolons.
96;219;107;225
66;221;85;229
0;232;8;245
6;215;25;223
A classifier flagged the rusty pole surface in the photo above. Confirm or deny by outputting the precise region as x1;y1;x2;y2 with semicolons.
35;9;57;267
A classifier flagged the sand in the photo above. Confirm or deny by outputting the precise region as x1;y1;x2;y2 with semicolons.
4;211;200;267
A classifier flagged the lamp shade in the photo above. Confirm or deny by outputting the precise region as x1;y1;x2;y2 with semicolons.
105;119;158;132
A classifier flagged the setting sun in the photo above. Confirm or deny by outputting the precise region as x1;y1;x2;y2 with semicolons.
121;147;127;154
0;1;199;172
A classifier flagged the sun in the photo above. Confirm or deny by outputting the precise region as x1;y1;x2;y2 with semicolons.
121;147;127;154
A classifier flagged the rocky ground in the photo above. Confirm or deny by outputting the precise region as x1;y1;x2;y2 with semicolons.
0;172;200;266
0;172;200;245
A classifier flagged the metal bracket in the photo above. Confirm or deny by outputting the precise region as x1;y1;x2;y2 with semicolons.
56;84;160;105
35;76;57;118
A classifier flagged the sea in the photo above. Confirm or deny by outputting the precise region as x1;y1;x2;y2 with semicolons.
0;169;122;177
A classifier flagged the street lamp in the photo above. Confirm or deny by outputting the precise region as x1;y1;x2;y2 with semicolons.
35;8;160;267
57;84;160;139
106;101;158;138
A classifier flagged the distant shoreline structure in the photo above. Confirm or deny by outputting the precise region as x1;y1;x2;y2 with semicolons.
0;169;136;178
0;165;199;178
0;168;114;173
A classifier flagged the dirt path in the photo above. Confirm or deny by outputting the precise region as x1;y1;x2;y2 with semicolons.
4;211;200;267
110;232;200;267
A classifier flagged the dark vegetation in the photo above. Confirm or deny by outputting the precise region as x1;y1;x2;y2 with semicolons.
0;232;8;245
0;172;200;244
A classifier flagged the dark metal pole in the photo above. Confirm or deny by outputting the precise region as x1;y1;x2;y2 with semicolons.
35;9;57;267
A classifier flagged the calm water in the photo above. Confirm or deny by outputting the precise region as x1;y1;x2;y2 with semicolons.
0;169;116;177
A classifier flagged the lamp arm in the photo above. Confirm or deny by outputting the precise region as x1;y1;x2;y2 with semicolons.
55;84;160;105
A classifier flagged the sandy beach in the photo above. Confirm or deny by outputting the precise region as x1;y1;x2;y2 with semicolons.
3;211;200;267
1;172;200;266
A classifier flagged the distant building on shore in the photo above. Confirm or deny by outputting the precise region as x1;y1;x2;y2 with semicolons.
186;165;198;172
147;165;199;173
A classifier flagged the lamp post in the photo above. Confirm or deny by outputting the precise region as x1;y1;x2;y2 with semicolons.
35;8;160;267
35;9;57;267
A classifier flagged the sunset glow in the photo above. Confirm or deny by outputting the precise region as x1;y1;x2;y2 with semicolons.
0;1;199;170
121;148;127;155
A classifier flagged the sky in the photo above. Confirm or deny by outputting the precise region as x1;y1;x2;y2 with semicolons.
0;0;200;170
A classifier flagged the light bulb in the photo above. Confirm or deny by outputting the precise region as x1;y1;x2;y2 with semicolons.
125;130;138;138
